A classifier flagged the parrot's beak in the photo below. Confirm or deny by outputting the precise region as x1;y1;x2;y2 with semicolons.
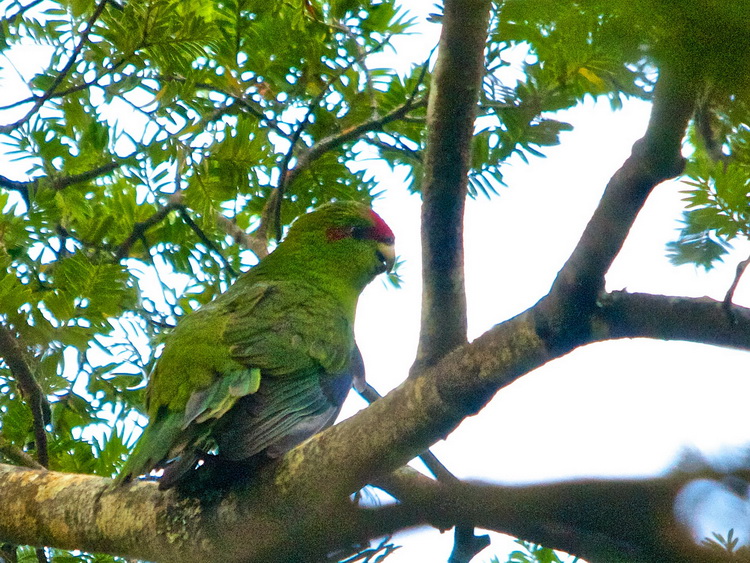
376;242;396;273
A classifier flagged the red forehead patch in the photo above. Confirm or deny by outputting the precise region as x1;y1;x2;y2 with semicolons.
326;208;395;243
367;209;395;243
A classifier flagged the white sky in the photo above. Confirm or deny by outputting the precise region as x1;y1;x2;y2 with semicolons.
2;2;750;561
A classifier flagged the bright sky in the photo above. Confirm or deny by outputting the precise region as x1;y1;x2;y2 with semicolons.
3;2;750;561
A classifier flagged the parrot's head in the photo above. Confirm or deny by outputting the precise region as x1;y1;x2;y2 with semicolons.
280;201;396;292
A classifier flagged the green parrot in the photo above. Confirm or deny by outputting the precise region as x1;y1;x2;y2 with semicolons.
115;201;395;489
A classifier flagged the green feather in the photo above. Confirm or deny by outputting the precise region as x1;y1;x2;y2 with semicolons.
114;411;184;484
186;367;261;426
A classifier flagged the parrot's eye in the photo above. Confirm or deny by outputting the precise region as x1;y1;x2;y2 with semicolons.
351;225;370;240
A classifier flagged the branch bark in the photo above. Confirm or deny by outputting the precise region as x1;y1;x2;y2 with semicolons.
368;466;750;563
414;0;491;373
536;65;697;353
0;324;49;468
596;291;750;348
2;449;747;563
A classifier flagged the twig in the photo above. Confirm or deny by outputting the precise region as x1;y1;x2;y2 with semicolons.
265;35;396;242
0;0;110;134
256;96;428;246
50;161;123;190
0;54;132;112
296;52;429;178
0;324;49;468
0;176;31;203
366;136;422;163
0;161;124;206
177;208;238;278
266;32;408;242
114;200;183;262
0;437;44;470
157;76;289;137
215;214;268;259
723;254;750;315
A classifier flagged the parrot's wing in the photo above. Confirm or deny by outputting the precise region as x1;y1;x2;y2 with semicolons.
183;366;262;427
215;346;365;461
128;281;358;488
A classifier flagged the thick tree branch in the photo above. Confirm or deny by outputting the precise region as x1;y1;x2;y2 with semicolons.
368;466;750;563
3;457;747;562
0;325;49;468
596;291;750;348
0;291;748;560
536;66;698;352
414;0;491;373
357;382;456;483
0;464;403;562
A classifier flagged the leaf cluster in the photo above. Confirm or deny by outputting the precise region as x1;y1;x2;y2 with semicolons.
668;100;750;269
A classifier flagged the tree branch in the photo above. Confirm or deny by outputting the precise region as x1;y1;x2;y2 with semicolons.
215;214;268;259
0;437;44;470
264;34;395;242
536;65;698;353
597;291;750;348
2;457;746;563
367;466;750;563
0;325;49;468
413;0;492;373
0;464;403;562
3;0;46;26
0;160;124;206
0;290;748;560
724;253;750;310
254;96;427;244
177;208;238;278
156;75;289;138
360;384;490;562
114;199;183;262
